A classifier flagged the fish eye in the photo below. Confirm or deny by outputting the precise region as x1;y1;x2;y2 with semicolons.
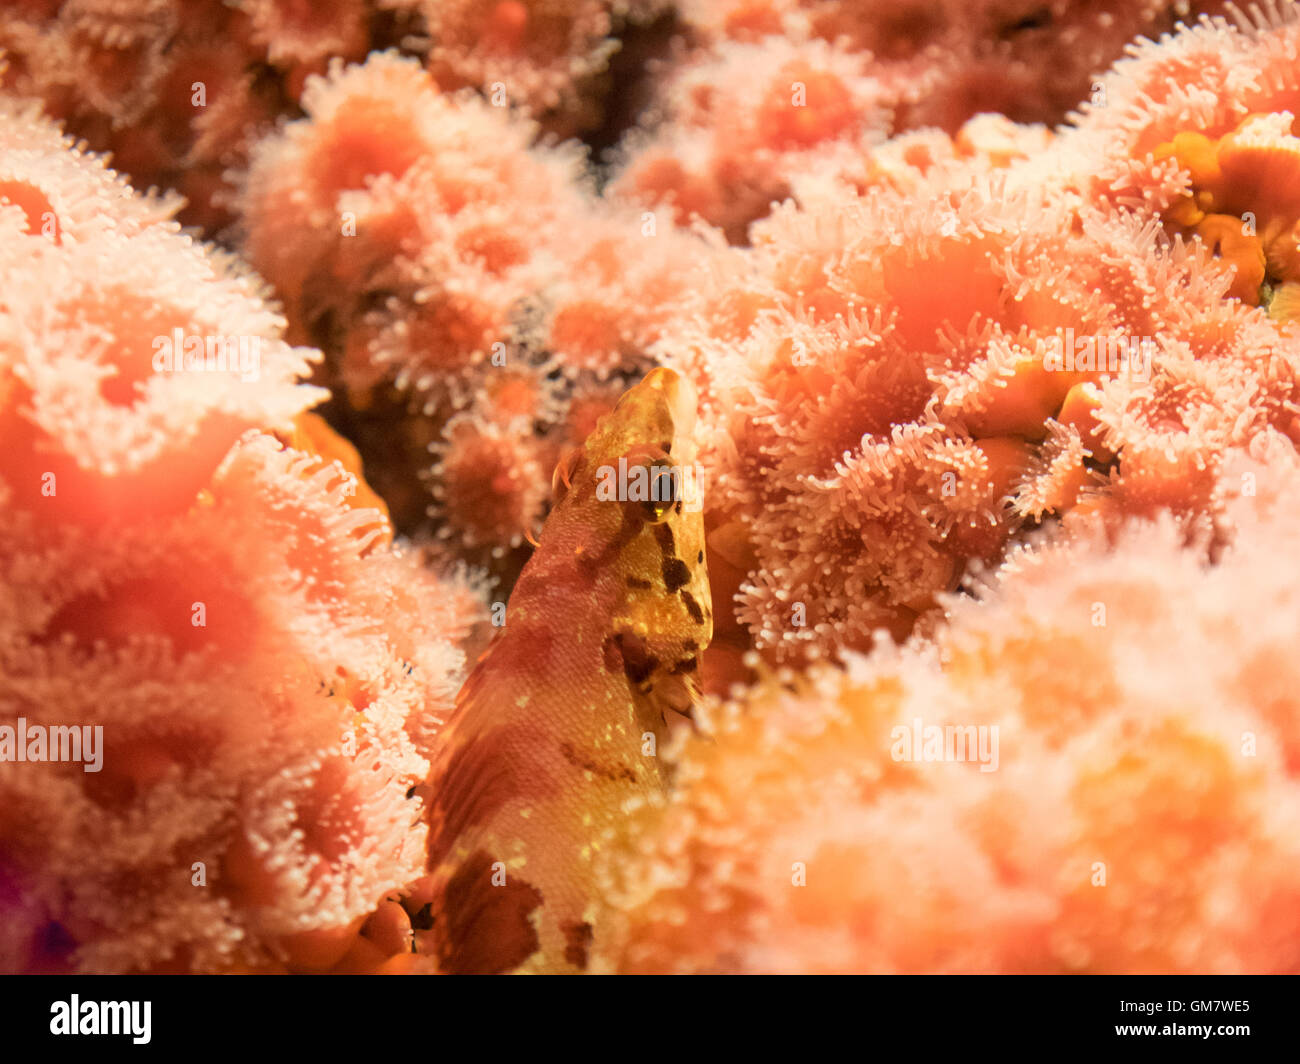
638;459;679;522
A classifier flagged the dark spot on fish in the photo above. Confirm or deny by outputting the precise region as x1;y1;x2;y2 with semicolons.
625;651;658;685
663;557;691;593
671;657;698;674
613;630;658;685
602;633;622;673
626;575;653;590
680;590;705;625
559;741;638;783
654;522;675;556
438;850;543;974
674;499;683;515
562;920;594;970
682;639;698;652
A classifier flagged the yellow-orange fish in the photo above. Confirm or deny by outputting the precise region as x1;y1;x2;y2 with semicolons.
422;367;712;973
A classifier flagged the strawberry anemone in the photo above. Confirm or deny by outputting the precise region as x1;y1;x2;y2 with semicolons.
672;7;1300;669
240;51;716;584
0;101;481;975
593;450;1300;975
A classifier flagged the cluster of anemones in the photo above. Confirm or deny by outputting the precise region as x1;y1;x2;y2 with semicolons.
593;447;1300;974
0;0;322;229
686;0;1221;128
665;4;1300;668
0;0;657;229
676;181;1295;667
613;0;1221;235
3;0;1300;979
611;34;891;242
0;99;482;974
231;6;1300;666
390;0;671;129
240;52;714;581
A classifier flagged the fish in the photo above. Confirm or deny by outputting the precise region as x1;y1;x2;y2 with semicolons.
421;367;712;973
